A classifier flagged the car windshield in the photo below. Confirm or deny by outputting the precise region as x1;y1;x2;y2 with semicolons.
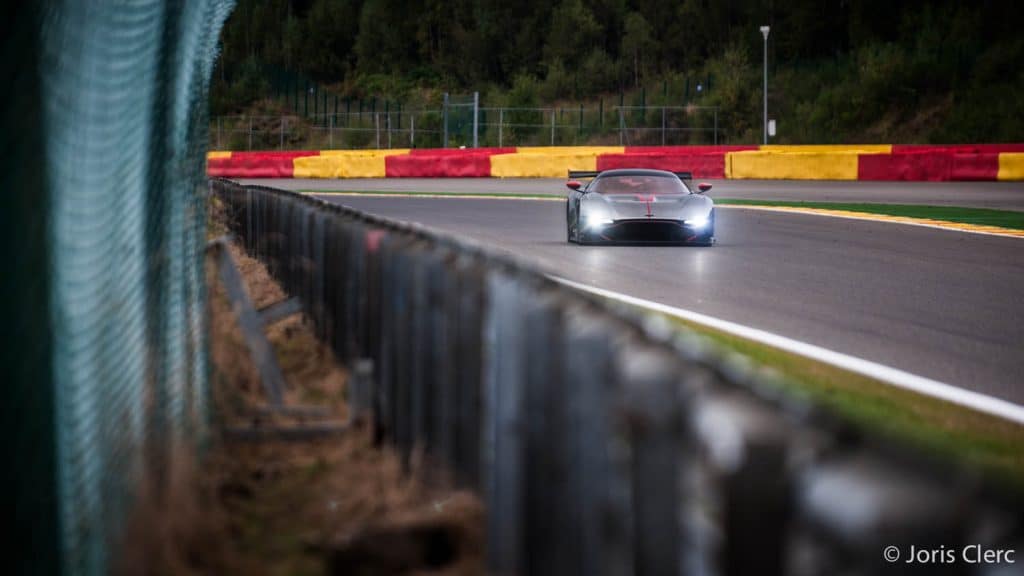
590;174;689;195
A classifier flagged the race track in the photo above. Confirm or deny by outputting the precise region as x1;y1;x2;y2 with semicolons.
301;184;1024;404
245;178;1024;210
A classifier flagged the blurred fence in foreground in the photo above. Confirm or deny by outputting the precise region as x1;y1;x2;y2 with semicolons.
212;179;1023;576
4;2;232;575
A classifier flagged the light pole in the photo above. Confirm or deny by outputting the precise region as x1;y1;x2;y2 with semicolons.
760;25;770;144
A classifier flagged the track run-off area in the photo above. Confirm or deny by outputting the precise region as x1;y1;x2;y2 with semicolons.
243;178;1024;410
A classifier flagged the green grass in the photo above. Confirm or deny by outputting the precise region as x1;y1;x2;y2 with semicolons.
715;199;1024;230
660;313;1024;488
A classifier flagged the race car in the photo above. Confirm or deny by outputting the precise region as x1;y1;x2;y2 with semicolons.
565;168;715;245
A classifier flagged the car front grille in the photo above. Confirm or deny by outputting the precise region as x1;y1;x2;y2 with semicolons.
598;219;697;242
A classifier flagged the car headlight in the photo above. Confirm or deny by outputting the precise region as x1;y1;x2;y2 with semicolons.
685;216;709;229
584;209;613;229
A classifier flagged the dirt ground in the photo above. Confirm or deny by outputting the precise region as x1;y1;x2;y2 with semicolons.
125;207;484;575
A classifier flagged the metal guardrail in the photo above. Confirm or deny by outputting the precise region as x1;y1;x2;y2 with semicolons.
211;178;1023;575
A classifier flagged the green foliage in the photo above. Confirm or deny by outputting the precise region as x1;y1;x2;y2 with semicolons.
701;44;758;143
545;0;602;69
211;0;1024;142
620;11;654;87
580;48;618;93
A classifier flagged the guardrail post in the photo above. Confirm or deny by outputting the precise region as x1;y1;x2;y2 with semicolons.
564;312;631;575
695;392;794;576
374;237;396;444
349;359;374;426
796;453;973;575
482;271;527;574
520;289;565;575
407;246;430;461
453;255;483;487
619;343;684;576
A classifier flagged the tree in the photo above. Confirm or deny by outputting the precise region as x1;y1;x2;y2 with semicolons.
544;0;602;70
621;11;654;87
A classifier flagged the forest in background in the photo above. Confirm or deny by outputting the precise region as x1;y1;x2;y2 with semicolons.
211;0;1024;143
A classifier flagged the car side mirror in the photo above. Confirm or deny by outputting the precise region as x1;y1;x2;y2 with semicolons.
697;182;712;193
566;180;582;191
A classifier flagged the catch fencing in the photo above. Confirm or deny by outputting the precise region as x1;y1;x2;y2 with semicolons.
210;105;721;151
212;179;1023;575
5;2;233;575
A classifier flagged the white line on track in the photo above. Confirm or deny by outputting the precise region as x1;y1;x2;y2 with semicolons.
553;276;1024;426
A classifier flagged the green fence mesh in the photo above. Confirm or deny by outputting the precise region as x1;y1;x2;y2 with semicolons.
4;2;233;574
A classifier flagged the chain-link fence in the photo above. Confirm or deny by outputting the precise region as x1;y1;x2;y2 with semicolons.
5;2;233;575
210;105;720;151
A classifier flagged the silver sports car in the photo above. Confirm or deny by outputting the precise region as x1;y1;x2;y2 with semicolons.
565;168;715;245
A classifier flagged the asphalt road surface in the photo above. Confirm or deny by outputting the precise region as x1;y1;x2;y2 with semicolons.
244;178;1024;210
311;192;1024;404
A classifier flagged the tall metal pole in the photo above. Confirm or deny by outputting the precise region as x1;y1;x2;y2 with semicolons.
760;26;770;145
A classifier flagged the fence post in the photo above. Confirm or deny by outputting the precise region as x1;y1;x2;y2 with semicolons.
279;116;284;150
247;115;252;151
714;109;718;145
387;113;392;149
329;114;333;149
442;92;449;148
375;113;380;149
473;91;479;148
661;107;666;145
550;109;555;146
410;114;415;148
498;109;503;148
618;107;625;146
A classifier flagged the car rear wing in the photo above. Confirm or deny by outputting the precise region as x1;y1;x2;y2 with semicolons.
567;169;694;180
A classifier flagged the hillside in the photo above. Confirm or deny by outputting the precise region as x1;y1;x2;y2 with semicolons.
211;0;1024;144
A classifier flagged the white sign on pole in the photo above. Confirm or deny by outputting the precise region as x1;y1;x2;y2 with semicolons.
768;119;776;137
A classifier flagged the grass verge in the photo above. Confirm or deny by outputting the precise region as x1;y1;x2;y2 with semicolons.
659;312;1024;488
715;199;1024;230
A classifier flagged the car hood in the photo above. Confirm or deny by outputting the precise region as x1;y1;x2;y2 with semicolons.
585;192;712;221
